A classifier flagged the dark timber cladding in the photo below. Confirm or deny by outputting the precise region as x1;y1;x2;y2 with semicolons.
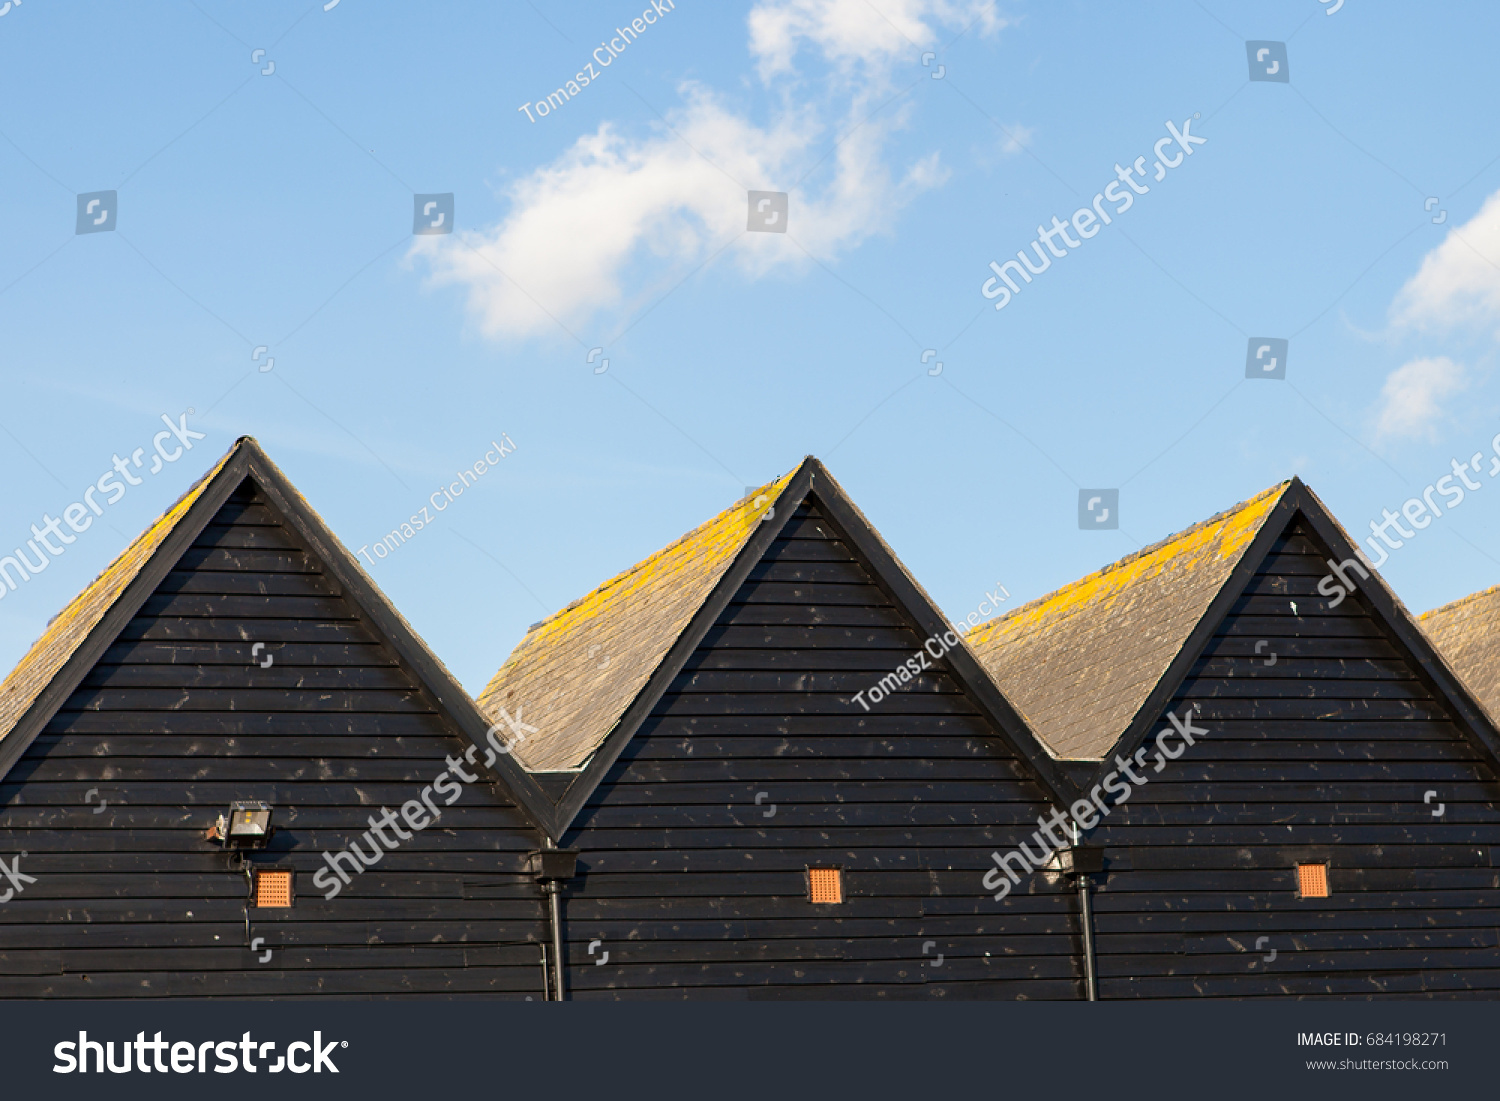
481;458;1084;1000
976;479;1500;999
0;438;553;998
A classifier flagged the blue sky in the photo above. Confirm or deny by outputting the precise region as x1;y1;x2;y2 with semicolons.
3;0;1500;691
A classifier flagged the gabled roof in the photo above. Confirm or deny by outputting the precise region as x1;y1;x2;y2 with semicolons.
0;447;235;759
978;477;1500;810
480;457;1077;839
966;483;1289;759
0;437;556;833
1420;584;1500;721
478;467;795;773
1064;478;1500;803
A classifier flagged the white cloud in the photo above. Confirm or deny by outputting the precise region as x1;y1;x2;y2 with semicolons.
1373;355;1466;442
998;121;1032;155
748;0;1003;81
1391;189;1500;333
414;0;1003;340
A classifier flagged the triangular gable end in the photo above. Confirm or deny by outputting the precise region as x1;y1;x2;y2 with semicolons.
0;438;556;831
536;458;1077;840
1080;477;1500;800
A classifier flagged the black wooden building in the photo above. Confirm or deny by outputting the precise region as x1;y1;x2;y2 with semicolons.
968;479;1500;997
478;457;1092;999
0;438;559;998
7;445;1499;1000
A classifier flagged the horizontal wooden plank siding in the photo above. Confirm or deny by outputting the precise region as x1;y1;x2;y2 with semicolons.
0;481;547;999
1092;521;1500;998
560;500;1081;1000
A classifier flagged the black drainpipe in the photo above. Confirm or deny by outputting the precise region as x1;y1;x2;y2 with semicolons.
546;882;565;1000
1077;873;1098;1001
529;840;578;1001
1067;845;1105;1002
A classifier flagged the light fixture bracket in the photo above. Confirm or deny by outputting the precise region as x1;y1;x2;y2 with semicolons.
208;800;275;852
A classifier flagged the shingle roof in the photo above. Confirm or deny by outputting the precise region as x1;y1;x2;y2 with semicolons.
477;466;795;772
965;482;1290;760
1420;584;1500;721
0;442;238;751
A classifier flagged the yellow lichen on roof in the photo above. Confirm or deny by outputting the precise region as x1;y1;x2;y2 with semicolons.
966;482;1289;760
969;483;1284;651
0;442;239;746
478;465;798;772
1420;583;1500;624
522;475;788;653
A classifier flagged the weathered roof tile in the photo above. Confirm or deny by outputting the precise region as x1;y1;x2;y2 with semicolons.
477;468;794;771
965;483;1289;759
1421;584;1500;721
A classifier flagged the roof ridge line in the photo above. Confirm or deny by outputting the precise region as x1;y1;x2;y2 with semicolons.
1419;582;1500;620
526;465;799;633
974;481;1291;635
